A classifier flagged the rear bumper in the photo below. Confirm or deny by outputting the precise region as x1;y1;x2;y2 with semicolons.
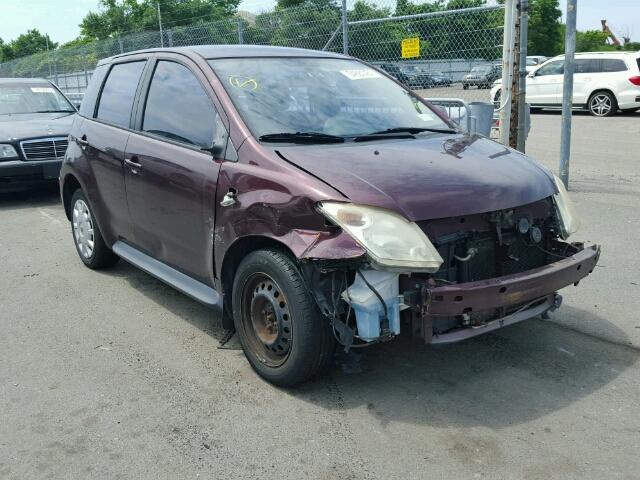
418;243;601;343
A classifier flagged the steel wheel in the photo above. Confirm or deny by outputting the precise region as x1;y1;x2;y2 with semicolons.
589;93;614;117
72;198;94;259
241;273;293;367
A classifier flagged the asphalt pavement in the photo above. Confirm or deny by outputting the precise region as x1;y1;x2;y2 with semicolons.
1;111;639;480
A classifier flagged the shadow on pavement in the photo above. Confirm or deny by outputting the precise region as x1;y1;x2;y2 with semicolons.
101;258;638;429
292;306;638;429
0;182;60;210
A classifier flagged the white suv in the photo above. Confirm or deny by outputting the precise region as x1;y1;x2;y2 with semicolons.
491;51;640;116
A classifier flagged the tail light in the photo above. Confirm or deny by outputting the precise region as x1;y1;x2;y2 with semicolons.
629;76;640;86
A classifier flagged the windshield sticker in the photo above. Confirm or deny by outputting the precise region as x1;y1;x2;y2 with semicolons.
417;113;437;121
228;76;258;91
30;87;55;93
339;69;382;81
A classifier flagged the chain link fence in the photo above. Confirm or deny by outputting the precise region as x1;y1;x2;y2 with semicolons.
0;0;504;106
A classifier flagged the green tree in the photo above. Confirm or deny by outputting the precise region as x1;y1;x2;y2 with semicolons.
1;29;57;61
80;0;241;40
528;0;562;56
576;30;616;52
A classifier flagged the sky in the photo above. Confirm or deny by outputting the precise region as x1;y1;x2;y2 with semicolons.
0;0;638;45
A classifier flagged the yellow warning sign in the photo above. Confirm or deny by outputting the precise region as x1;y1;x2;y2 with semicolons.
401;37;420;59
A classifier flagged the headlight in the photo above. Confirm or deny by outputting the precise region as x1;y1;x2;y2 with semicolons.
318;202;443;271
0;144;18;160
553;175;580;239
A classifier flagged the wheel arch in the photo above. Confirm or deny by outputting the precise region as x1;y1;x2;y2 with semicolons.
219;235;297;330
61;173;83;220
588;88;619;106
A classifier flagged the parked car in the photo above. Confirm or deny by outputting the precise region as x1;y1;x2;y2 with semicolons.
526;55;548;73
462;63;501;89
380;63;451;88
60;46;600;386
491;51;640;116
0;78;76;190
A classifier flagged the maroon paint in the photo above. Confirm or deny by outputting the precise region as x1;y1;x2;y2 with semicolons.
59;46;596;325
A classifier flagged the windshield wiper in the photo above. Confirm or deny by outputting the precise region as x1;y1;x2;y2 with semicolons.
33;110;75;113
258;132;344;144
366;127;456;135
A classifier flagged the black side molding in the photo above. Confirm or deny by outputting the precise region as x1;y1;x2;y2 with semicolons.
112;241;222;310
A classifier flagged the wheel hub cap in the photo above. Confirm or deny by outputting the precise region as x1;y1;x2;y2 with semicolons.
72;199;94;259
591;95;611;116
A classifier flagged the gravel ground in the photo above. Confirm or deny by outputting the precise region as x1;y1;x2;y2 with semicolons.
1;112;639;480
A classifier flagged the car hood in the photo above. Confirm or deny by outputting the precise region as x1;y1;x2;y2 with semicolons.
276;134;557;222
0;112;75;141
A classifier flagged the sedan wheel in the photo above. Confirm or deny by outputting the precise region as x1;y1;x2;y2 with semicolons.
588;92;616;117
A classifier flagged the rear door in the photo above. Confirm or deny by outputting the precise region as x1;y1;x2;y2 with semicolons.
76;59;147;243
527;60;564;105
571;58;598;105
124;55;229;284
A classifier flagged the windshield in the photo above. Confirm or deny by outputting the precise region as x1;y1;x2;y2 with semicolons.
0;84;74;115
471;65;492;73
207;57;449;138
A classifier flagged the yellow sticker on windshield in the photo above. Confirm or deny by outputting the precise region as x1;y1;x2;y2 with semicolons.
229;76;258;91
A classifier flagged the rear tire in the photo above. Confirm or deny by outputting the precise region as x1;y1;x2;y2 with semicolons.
588;91;617;117
463;84;469;90
232;249;335;386
70;189;119;269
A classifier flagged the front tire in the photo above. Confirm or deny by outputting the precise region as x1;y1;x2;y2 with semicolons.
588;91;617;117
70;189;119;269
232;249;334;386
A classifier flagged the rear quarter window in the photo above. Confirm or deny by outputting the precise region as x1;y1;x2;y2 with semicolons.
96;61;146;128
79;64;108;117
600;59;627;73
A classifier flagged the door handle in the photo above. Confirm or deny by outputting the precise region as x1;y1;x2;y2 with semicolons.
124;156;142;174
76;135;89;148
220;189;237;207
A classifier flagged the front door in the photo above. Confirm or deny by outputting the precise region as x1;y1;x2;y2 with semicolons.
124;59;228;284
527;59;564;105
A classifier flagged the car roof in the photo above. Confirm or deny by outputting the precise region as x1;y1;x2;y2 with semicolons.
0;77;52;84
99;45;347;65
550;51;640;60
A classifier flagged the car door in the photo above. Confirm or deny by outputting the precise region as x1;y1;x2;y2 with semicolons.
527;60;564;105
77;59;147;243
569;58;597;105
124;56;229;284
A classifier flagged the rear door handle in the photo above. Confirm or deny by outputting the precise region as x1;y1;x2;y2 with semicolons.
124;156;142;173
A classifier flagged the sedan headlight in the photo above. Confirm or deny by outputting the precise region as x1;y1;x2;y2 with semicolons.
553;175;580;239
318;202;443;271
0;144;19;160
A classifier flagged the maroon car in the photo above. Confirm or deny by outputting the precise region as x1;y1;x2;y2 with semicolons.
59;46;600;385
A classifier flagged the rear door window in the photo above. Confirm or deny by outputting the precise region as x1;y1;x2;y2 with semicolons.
600;59;627;72
96;61;146;128
575;59;599;74
141;60;219;148
79;64;108;117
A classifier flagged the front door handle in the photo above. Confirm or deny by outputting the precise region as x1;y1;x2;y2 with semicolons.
220;189;237;207
124;156;142;174
75;135;89;148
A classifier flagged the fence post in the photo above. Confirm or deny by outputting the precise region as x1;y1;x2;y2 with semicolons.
559;0;577;189
341;0;349;55
237;18;244;45
118;36;124;54
167;29;173;47
499;0;517;146
516;0;529;152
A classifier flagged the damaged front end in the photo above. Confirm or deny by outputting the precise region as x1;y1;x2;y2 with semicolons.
302;196;600;350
